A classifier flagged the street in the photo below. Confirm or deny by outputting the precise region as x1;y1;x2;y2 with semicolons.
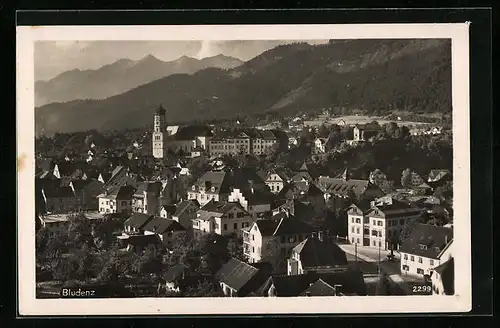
340;244;425;295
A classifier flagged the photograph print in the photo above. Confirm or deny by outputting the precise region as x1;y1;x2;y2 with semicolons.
17;23;471;315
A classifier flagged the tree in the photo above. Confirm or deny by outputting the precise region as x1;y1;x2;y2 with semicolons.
67;213;94;250
183;279;224;297
138;244;166;278
317;124;330;138
227;237;246;262
325;130;343;152
197;233;230;275
91;218;123;250
384;122;398;137
400;168;413;188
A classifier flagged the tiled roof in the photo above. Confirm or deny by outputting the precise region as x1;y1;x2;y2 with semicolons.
133;181;163;197
194;170;232;194
399;224;453;259
255;219;281;237
163;264;204;285
427;169;451;183
142;217;186;234
215;258;271;295
173;125;213;140
215;258;259;291
203;200;247;214
369;199;423;218
160;205;177;216
293;237;348;268
318;176;376;198
124;213;154;229
301;279;337;296
256;215;316;237
239;189;274;206
259;270;366;297
42;186;75;198
302;270;366;296
101;185;136;200
70;179;99;192
174;200;200;217
125;234;163;248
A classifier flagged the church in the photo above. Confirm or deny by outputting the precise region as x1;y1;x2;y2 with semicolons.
152;105;213;159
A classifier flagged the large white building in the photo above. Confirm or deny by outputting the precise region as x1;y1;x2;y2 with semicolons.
346;197;423;250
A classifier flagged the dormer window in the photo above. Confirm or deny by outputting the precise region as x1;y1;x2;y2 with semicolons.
434;246;441;252
419;244;428;250
192;185;196;191
211;186;216;192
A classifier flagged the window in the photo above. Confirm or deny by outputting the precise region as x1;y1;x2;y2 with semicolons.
388;230;392;237
252;234;254;241
377;221;383;226
355;218;361;224
371;230;377;236
418;257;423;263
430;259;434;266
234;223;238;230
410;256;415;262
379;241;382;247
363;217;369;224
237;212;244;218
402;265;409;271
223;224;227;231
351;227;355;233
373;240;376;246
403;254;408;260
356;228;360;234
378;231;382;237
252;247;255;253
417;268;424;275
356;238;360;243
399;219;404;225
372;220;376;225
351;238;354;243
351;218;354;223
387;220;392;227
227;213;234;219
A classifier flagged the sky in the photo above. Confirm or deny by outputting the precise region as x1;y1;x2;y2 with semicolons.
34;40;329;81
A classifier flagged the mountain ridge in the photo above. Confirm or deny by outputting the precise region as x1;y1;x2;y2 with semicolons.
35;39;451;137
35;54;244;106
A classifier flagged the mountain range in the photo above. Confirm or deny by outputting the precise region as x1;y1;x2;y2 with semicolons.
35;39;452;137
35;54;244;106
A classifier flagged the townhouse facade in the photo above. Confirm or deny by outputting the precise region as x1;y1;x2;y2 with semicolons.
187;170;232;206
347;198;423;250
399;224;453;278
192;201;254;238
242;216;318;273
97;185;136;214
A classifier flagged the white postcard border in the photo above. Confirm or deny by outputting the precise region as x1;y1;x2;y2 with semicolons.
17;23;471;315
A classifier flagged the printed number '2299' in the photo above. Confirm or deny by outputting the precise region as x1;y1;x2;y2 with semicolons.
412;285;431;293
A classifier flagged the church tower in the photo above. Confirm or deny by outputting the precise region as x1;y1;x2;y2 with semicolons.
152;105;167;159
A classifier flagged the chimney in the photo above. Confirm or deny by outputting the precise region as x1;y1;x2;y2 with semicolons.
445;235;448;245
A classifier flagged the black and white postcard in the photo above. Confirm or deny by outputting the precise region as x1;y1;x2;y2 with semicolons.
17;23;471;315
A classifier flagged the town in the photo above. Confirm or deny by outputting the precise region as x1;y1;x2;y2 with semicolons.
35;106;454;298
